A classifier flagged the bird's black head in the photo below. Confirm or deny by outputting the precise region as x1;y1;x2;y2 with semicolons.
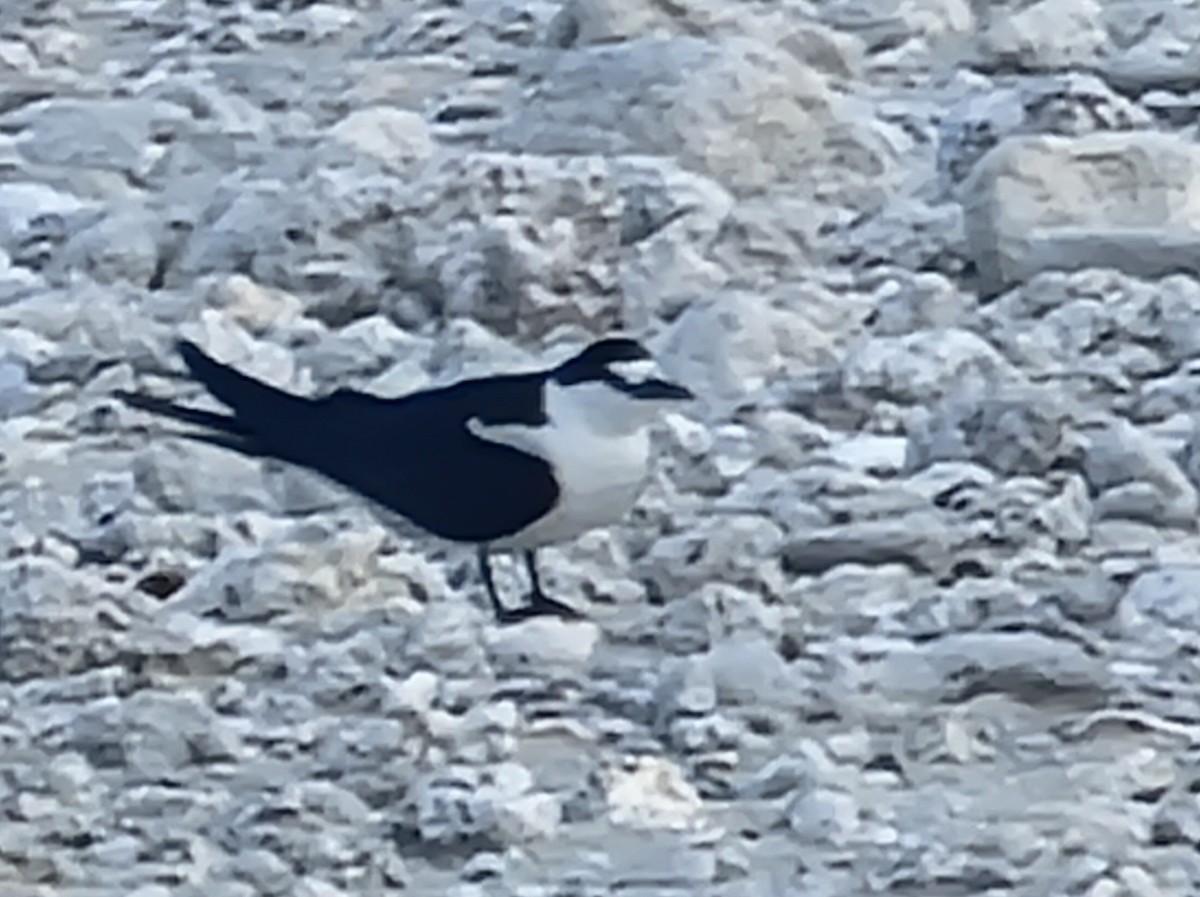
552;337;693;402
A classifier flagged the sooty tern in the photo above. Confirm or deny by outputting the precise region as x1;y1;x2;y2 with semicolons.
117;336;693;623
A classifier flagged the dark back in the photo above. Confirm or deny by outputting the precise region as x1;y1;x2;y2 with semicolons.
256;373;560;543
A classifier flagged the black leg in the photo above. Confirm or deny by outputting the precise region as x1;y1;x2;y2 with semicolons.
478;547;507;621
524;550;547;600
521;550;583;620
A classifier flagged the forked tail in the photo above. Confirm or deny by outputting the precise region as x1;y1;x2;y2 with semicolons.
117;340;308;455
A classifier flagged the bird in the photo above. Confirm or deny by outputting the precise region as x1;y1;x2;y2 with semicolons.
116;335;694;624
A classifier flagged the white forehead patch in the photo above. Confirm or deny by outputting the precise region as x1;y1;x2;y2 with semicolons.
608;358;661;384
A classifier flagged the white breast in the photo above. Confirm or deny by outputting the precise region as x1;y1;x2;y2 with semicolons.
467;380;653;550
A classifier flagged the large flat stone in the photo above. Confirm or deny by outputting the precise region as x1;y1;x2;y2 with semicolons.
964;132;1200;294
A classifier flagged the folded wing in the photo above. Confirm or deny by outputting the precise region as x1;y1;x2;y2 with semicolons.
118;341;560;544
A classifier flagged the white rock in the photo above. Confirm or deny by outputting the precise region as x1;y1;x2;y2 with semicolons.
483;617;602;675
965;132;1200;294
294;880;350;897
843;328;1022;406
128;886;174;897
655;288;854;405
830;433;908;474
205;274;304;335
708;634;794;707
325;106;433;175
607;756;703;830
975;0;1107;71
43;751;95;805
386;669;440;717
402;607;490;690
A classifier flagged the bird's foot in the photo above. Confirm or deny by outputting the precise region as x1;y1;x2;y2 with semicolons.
530;593;584;620
494;594;584;625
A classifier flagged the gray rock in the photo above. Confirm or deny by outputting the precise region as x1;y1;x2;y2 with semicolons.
404;602;491;680
838;196;966;273
4;97;192;182
641;514;786;600
128;438;274;515
223;847;294;896
405;152;630;339
140;610;288;677
842;328;1022;407
0;353;31;418
937;73;1152;187
1119;565;1200;652
0;557;123;682
904;383;1077;476
497;36;897;201
164;543;314;623
972;0;1107;72
0;181;96;266
166;173;414;327
550;0;733;45
1076;416;1199;528
656;655;718;720
880;631;1112;704
51;206;164;286
784;783;858;846
736;753;814;801
1137;361;1200;423
613;158;733;328
655;288;852;405
1101;1;1200;91
707;633;795;707
783;513;967;578
408;766;500;845
965;132;1200;295
814;0;973;69
977;270;1200;389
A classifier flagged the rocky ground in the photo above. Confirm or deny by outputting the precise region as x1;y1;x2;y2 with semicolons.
3;0;1200;894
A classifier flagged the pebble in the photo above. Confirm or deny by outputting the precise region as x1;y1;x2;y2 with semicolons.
2;1;1197;895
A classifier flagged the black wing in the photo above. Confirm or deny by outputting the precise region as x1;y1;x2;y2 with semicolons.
118;341;561;544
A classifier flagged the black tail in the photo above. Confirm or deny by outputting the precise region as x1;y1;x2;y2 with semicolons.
175;340;307;422
115;390;248;435
117;340;309;456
